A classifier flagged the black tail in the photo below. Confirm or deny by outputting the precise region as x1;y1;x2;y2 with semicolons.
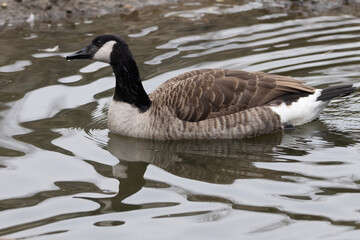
317;84;355;101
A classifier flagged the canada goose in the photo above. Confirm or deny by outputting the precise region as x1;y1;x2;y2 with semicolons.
66;34;355;140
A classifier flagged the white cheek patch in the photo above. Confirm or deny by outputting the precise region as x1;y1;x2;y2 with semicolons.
93;40;116;63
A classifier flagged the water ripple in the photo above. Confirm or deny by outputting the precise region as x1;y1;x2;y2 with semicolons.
0;60;32;73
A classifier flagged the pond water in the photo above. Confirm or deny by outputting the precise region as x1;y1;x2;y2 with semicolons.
1;1;360;239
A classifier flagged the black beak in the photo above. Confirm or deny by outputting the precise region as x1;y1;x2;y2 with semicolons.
66;47;92;60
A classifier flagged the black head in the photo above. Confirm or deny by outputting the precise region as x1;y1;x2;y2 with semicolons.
66;34;128;63
67;34;151;111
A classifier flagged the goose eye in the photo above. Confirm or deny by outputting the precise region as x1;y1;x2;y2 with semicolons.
94;40;102;46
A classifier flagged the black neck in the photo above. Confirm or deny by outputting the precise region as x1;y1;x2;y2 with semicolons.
111;44;151;112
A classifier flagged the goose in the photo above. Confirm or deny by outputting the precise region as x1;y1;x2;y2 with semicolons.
66;34;355;140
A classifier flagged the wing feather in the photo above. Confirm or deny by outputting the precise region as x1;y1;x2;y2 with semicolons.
150;69;315;122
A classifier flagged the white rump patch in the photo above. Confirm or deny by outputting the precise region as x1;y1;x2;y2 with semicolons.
93;40;116;63
270;89;330;126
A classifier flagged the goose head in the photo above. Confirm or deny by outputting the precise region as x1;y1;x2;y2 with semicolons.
66;34;151;112
66;34;130;64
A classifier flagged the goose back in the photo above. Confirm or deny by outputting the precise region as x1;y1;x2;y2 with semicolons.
149;69;315;122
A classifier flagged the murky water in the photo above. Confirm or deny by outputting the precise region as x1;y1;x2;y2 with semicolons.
1;1;360;239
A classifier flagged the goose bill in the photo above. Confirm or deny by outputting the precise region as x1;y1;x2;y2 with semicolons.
66;46;92;60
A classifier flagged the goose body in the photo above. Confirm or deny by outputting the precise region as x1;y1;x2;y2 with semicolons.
67;34;355;140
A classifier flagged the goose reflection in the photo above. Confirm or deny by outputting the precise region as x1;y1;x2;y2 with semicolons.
100;132;283;212
108;132;284;184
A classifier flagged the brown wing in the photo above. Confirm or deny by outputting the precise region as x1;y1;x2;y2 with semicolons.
150;69;315;122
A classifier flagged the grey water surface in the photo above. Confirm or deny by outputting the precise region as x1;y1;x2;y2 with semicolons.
0;1;360;239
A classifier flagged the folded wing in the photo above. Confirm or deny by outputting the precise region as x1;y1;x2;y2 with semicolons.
150;69;315;122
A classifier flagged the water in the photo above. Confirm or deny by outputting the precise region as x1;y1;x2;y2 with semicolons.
1;1;360;239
